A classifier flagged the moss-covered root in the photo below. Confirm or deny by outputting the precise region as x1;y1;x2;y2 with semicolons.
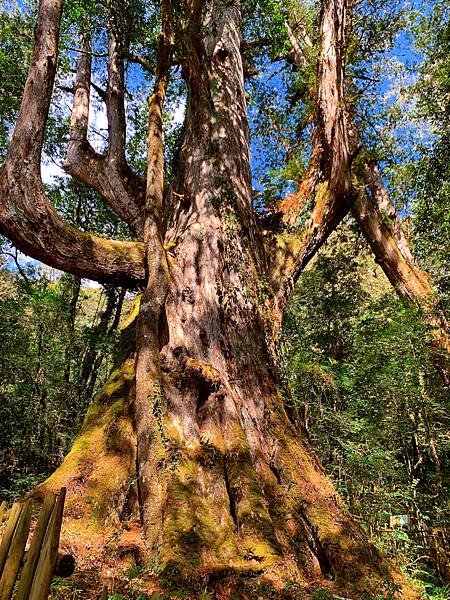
134;413;421;600
142;441;304;597
33;357;137;534
135;402;308;596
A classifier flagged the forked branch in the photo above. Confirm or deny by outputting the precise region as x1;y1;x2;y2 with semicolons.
0;0;145;286
64;25;145;238
268;0;356;312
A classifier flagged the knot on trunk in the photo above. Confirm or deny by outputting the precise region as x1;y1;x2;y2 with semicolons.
183;357;223;389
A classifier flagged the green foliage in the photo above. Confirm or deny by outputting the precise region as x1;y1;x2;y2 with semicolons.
247;66;311;207
411;133;450;312
283;222;449;593
50;576;84;599
410;2;450;314
0;2;34;158
413;0;450;130
311;590;335;600
0;254;126;501
242;0;290;57
49;178;132;240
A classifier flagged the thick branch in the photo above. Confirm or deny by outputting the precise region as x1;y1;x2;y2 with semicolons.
135;11;173;534
0;0;145;286
361;160;413;261
268;0;355;312
122;51;156;75
107;29;127;162
354;162;450;385
69;36;91;142
64;34;145;237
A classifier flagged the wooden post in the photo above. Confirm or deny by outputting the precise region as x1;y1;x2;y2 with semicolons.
0;501;8;521
100;584;109;600
0;499;32;600
15;493;56;600
28;488;66;600
54;553;76;578
0;503;22;575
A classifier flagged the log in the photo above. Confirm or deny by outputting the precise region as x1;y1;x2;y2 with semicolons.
0;499;32;600
15;493;56;600
0;503;22;575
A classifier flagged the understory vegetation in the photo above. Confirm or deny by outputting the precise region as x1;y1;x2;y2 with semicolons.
0;258;130;500
283;222;449;599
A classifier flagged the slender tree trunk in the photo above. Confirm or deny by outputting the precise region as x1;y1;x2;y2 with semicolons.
79;286;126;399
63;275;81;389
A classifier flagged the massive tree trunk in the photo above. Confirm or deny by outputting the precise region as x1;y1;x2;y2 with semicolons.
0;0;424;598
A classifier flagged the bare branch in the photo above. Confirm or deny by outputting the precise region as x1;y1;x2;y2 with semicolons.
1;249;31;288
91;81;107;101
66;46;108;57
64;33;145;237
123;50;156;75
286;22;311;69
57;84;74;94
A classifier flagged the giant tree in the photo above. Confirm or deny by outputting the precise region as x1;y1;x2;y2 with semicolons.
0;0;442;597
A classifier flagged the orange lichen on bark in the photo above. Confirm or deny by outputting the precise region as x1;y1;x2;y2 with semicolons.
277;180;315;224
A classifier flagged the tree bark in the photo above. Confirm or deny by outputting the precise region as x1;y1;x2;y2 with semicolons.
32;2;420;598
0;0;145;286
267;0;356;332
353;160;450;385
64;31;145;238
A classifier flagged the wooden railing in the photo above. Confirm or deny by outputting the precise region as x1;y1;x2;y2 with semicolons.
0;488;74;600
